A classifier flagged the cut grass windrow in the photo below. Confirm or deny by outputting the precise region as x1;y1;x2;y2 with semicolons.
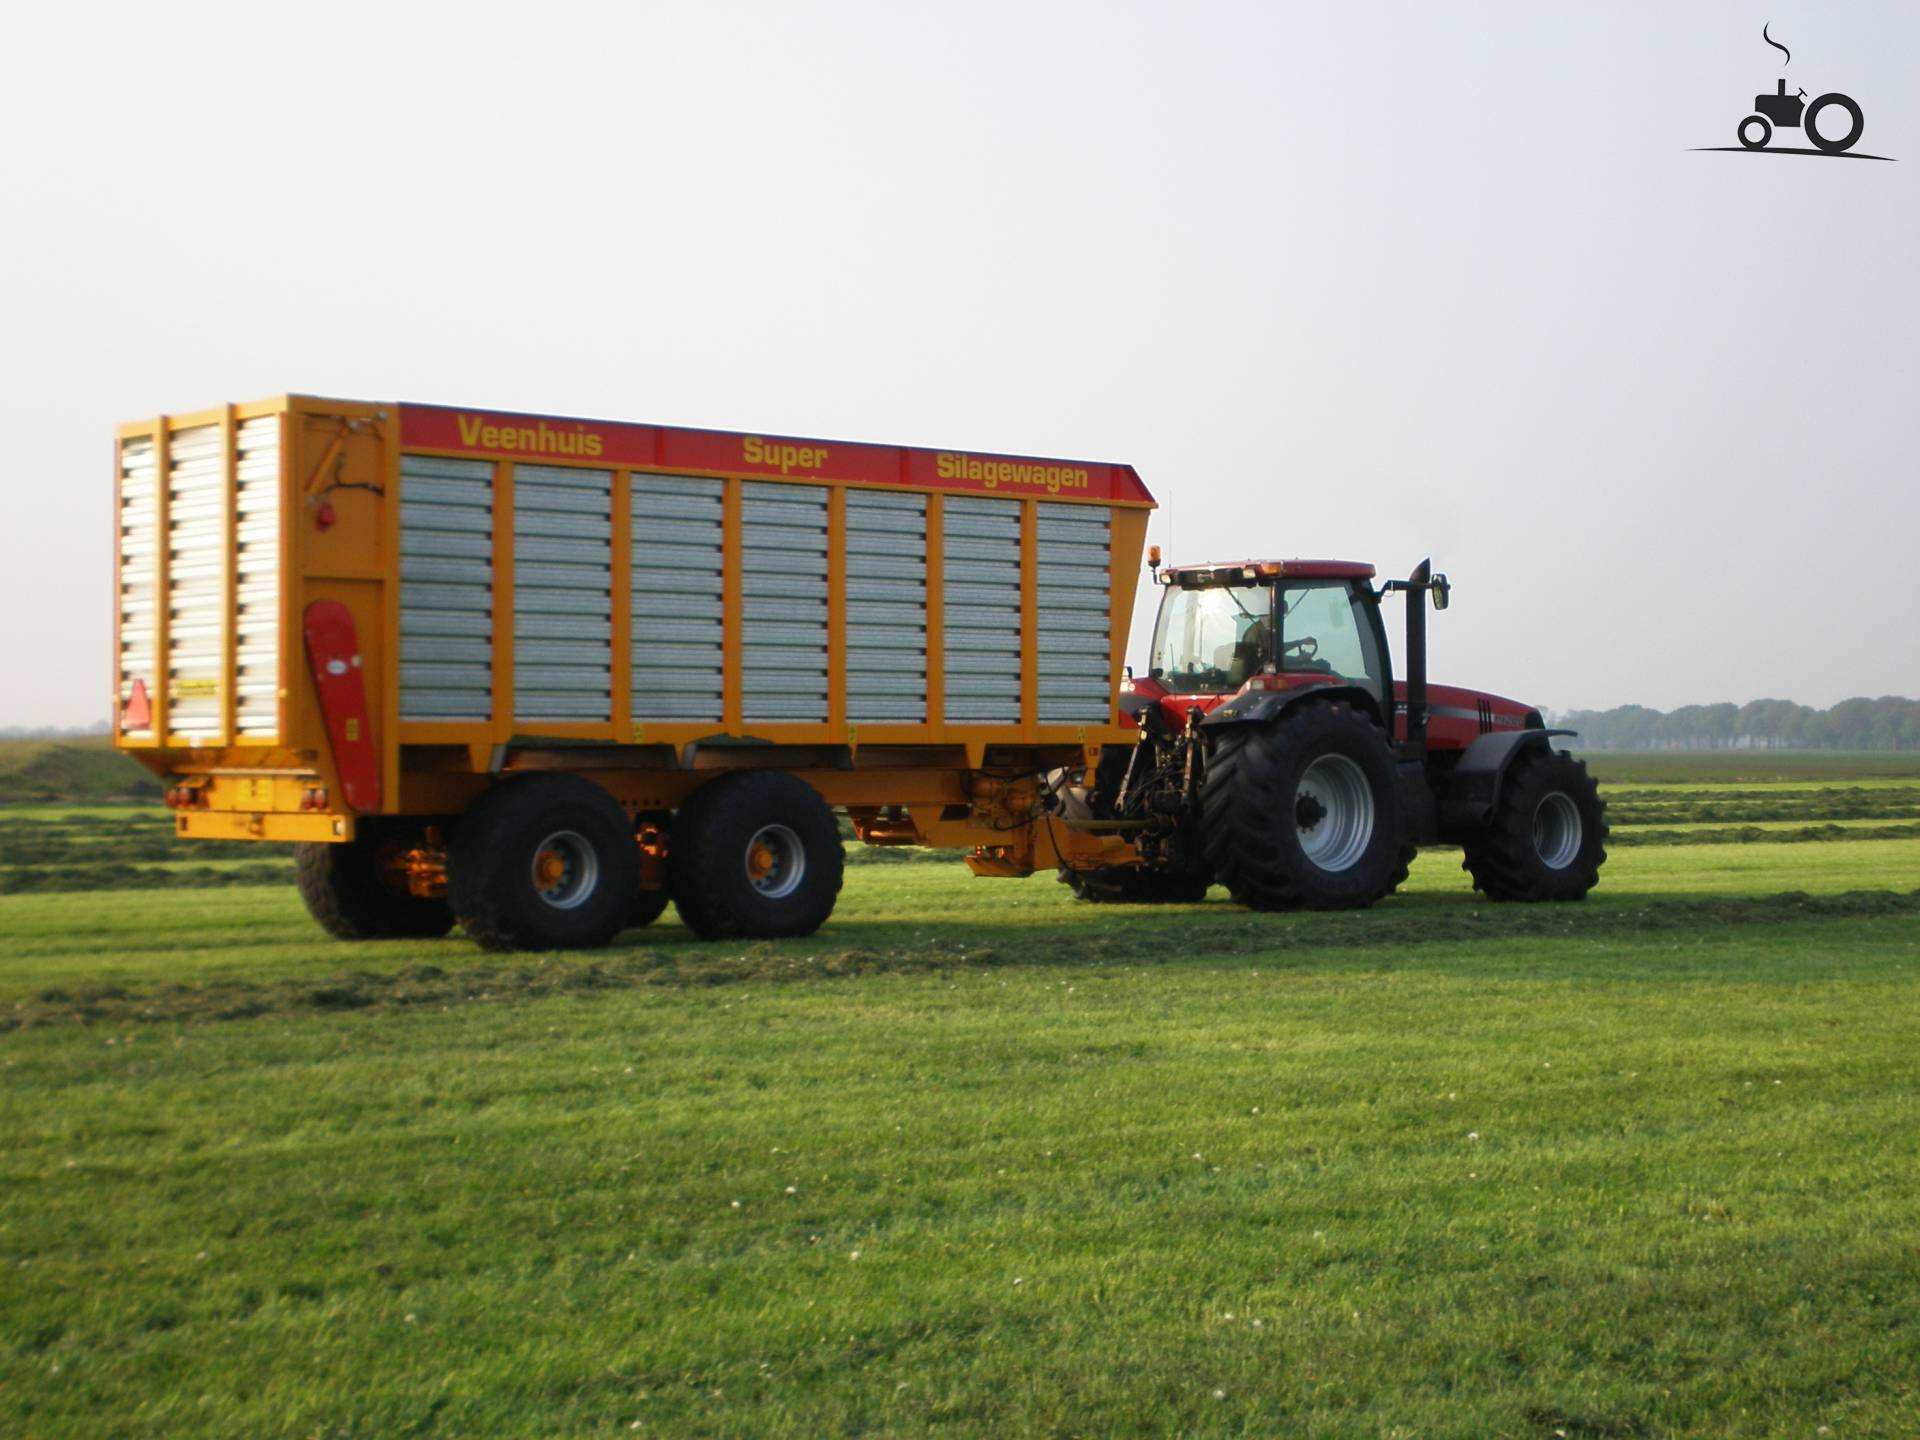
10;886;1917;1033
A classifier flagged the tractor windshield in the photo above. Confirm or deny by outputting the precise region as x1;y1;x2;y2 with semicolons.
1149;584;1274;693
1149;579;1386;699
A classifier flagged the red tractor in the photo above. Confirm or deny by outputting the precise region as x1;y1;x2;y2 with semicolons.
1058;557;1606;908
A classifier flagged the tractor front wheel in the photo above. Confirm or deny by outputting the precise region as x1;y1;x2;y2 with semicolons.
1200;700;1402;911
1460;749;1608;901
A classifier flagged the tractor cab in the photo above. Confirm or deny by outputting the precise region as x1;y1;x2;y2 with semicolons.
1133;559;1390;719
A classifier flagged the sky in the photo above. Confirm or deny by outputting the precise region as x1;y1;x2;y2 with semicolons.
2;1;1915;727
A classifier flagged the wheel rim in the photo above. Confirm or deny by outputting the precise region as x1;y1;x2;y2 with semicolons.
1532;793;1583;870
1294;754;1374;872
530;830;600;910
743;823;806;899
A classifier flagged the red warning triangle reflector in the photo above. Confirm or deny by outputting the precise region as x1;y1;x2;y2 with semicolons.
124;679;152;731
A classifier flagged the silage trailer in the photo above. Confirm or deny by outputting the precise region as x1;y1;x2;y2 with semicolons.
113;396;1151;948
113;395;1604;951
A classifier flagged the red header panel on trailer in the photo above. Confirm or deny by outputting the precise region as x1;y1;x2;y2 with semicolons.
398;403;1153;506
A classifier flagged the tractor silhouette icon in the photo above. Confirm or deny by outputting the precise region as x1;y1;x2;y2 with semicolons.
1740;78;1864;153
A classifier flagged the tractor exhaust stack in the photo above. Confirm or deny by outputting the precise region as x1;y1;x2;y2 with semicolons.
1404;558;1431;753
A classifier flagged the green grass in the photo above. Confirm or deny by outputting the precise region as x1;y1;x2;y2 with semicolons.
5;822;1920;1436
1578;751;1920;784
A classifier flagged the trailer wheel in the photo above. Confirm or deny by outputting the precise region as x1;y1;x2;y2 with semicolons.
448;775;638;952
668;772;844;940
295;820;455;940
1461;749;1607;901
1199;700;1402;911
1060;867;1211;904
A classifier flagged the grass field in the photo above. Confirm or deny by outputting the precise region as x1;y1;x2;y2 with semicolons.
4;758;1920;1437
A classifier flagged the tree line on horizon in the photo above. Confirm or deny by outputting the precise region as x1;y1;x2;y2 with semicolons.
1546;695;1920;751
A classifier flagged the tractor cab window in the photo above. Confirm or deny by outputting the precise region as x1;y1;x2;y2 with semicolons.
1277;581;1383;699
1149;584;1273;693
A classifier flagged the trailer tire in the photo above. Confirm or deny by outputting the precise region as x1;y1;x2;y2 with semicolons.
295;821;455;941
1060;867;1211;904
1461;749;1607;901
668;772;844;941
448;775;639;952
1199;700;1402;911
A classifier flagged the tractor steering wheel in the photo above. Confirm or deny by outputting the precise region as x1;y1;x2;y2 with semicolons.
1281;636;1319;661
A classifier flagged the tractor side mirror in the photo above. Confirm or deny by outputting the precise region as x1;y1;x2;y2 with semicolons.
1430;574;1451;611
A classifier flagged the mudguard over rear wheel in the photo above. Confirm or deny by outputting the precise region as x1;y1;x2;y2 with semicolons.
1460;749;1607;901
295;820;455;940
1199;700;1402;911
668;771;844;940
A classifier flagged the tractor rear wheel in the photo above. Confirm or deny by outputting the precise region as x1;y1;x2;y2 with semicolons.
1060;867;1211;904
1460;749;1607;901
1200;700;1402;911
448;775;639;951
296;820;454;940
668;772;844;940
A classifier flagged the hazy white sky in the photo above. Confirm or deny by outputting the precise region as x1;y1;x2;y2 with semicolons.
2;1;1914;727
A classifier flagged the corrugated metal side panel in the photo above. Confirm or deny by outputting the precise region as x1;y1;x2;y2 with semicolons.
165;425;227;740
943;495;1022;723
742;482;829;723
1036;503;1112;723
233;416;281;737
514;463;612;722
117;437;158;737
632;474;725;721
844;490;927;722
399;455;494;721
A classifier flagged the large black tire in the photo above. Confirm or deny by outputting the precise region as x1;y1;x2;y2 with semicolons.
295;820;455;941
448;775;639;952
1199;700;1402;911
1461;749;1607;901
1804;93;1863;154
668;772;844;940
1060;867;1211;904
